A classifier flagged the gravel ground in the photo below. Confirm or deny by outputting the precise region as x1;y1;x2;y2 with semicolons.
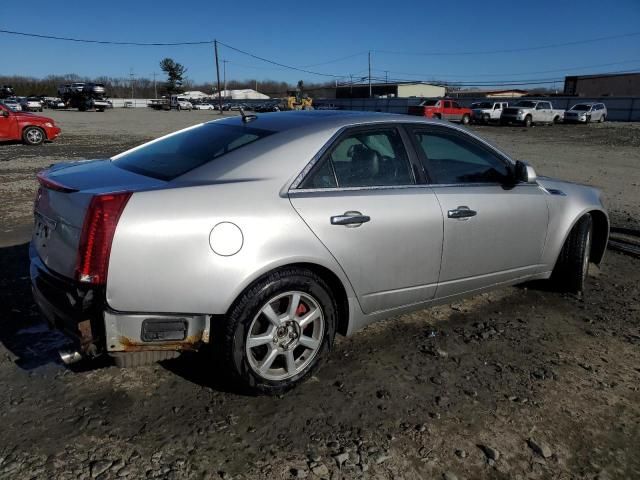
0;109;639;480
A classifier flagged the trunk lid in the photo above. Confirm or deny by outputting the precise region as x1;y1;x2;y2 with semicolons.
32;159;165;279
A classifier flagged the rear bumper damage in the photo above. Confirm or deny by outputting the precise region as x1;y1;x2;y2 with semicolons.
30;244;210;363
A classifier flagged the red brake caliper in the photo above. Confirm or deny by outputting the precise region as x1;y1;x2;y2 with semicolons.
296;303;308;317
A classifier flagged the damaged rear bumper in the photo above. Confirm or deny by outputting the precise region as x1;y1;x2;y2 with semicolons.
30;244;210;360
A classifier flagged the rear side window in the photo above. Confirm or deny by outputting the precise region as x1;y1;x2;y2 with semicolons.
413;128;511;184
113;123;273;180
300;128;414;189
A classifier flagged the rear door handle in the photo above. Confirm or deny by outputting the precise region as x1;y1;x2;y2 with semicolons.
448;206;477;219
331;211;370;227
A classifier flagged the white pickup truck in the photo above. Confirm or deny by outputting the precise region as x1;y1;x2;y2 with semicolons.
500;100;564;127
471;101;508;124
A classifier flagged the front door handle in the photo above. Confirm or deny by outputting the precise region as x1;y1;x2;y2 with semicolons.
331;211;370;227
448;206;477;219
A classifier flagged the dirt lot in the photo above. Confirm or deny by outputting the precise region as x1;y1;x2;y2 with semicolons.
0;109;639;480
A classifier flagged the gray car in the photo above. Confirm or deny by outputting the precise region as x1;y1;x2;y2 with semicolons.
30;111;609;393
564;103;607;123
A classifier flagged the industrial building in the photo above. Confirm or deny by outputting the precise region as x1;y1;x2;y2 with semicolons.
564;72;640;97
452;89;529;98
335;81;445;99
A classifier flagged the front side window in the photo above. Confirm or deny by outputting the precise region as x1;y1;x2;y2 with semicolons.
301;128;414;189
413;128;511;184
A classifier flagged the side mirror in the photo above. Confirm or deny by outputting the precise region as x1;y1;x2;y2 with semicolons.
1;110;9;118
514;160;537;183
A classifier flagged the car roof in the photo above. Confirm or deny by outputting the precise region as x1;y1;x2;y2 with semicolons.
207;110;444;133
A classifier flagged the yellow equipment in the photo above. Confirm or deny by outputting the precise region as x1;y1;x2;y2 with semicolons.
285;90;313;110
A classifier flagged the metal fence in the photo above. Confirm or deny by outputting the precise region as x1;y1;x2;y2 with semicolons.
314;97;640;121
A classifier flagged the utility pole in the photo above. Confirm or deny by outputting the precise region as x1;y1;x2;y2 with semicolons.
214;40;223;114
350;74;353;96
152;72;157;99
384;70;389;83
255;79;258;92
129;69;134;99
222;60;227;96
368;51;372;98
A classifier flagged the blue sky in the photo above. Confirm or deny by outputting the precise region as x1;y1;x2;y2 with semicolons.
1;0;639;88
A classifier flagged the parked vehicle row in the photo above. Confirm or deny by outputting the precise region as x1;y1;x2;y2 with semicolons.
410;98;609;127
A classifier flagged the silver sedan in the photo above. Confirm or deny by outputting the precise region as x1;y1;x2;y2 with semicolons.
30;111;609;393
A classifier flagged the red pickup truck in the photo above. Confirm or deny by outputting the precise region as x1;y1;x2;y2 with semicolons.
0;103;61;145
408;98;472;125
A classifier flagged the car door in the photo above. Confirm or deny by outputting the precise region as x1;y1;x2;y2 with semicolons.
442;101;453;120
289;125;444;314
0;105;16;140
407;124;549;299
450;101;463;121
492;103;502;120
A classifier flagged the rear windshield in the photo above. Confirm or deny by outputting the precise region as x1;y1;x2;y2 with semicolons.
420;99;439;106
113;123;274;181
571;104;590;111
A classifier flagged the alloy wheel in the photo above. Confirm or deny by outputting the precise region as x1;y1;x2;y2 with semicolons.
26;129;43;144
245;291;324;381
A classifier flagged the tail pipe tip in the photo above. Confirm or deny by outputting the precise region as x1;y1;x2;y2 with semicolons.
58;348;83;365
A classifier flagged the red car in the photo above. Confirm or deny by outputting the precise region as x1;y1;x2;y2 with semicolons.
408;98;472;125
0;103;61;145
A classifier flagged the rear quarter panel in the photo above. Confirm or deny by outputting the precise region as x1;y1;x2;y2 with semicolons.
106;182;354;315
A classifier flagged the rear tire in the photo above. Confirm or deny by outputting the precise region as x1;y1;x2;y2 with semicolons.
433;113;442;120
218;267;337;395
599;115;606;123
22;126;45;145
552;215;593;293
461;114;470;125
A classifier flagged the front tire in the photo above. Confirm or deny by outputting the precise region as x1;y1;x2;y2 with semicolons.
552;215;593;293
524;115;532;128
220;268;337;395
22;126;45;145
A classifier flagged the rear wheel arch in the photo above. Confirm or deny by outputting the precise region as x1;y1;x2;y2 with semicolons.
225;262;351;336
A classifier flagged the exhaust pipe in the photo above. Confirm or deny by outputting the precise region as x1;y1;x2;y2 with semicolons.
58;348;83;365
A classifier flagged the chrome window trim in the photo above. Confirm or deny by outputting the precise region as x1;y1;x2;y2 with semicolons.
289;181;540;196
289;183;428;196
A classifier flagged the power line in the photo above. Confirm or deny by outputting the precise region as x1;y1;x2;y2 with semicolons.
374;31;640;56
217;41;345;78
0;28;213;46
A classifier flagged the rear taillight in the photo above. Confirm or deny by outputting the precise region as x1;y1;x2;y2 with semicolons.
76;192;132;285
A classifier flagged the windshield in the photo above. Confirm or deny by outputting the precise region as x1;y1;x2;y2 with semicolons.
513;101;537;108
570;104;590;111
420;99;439;106
113;123;274;181
472;102;493;109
